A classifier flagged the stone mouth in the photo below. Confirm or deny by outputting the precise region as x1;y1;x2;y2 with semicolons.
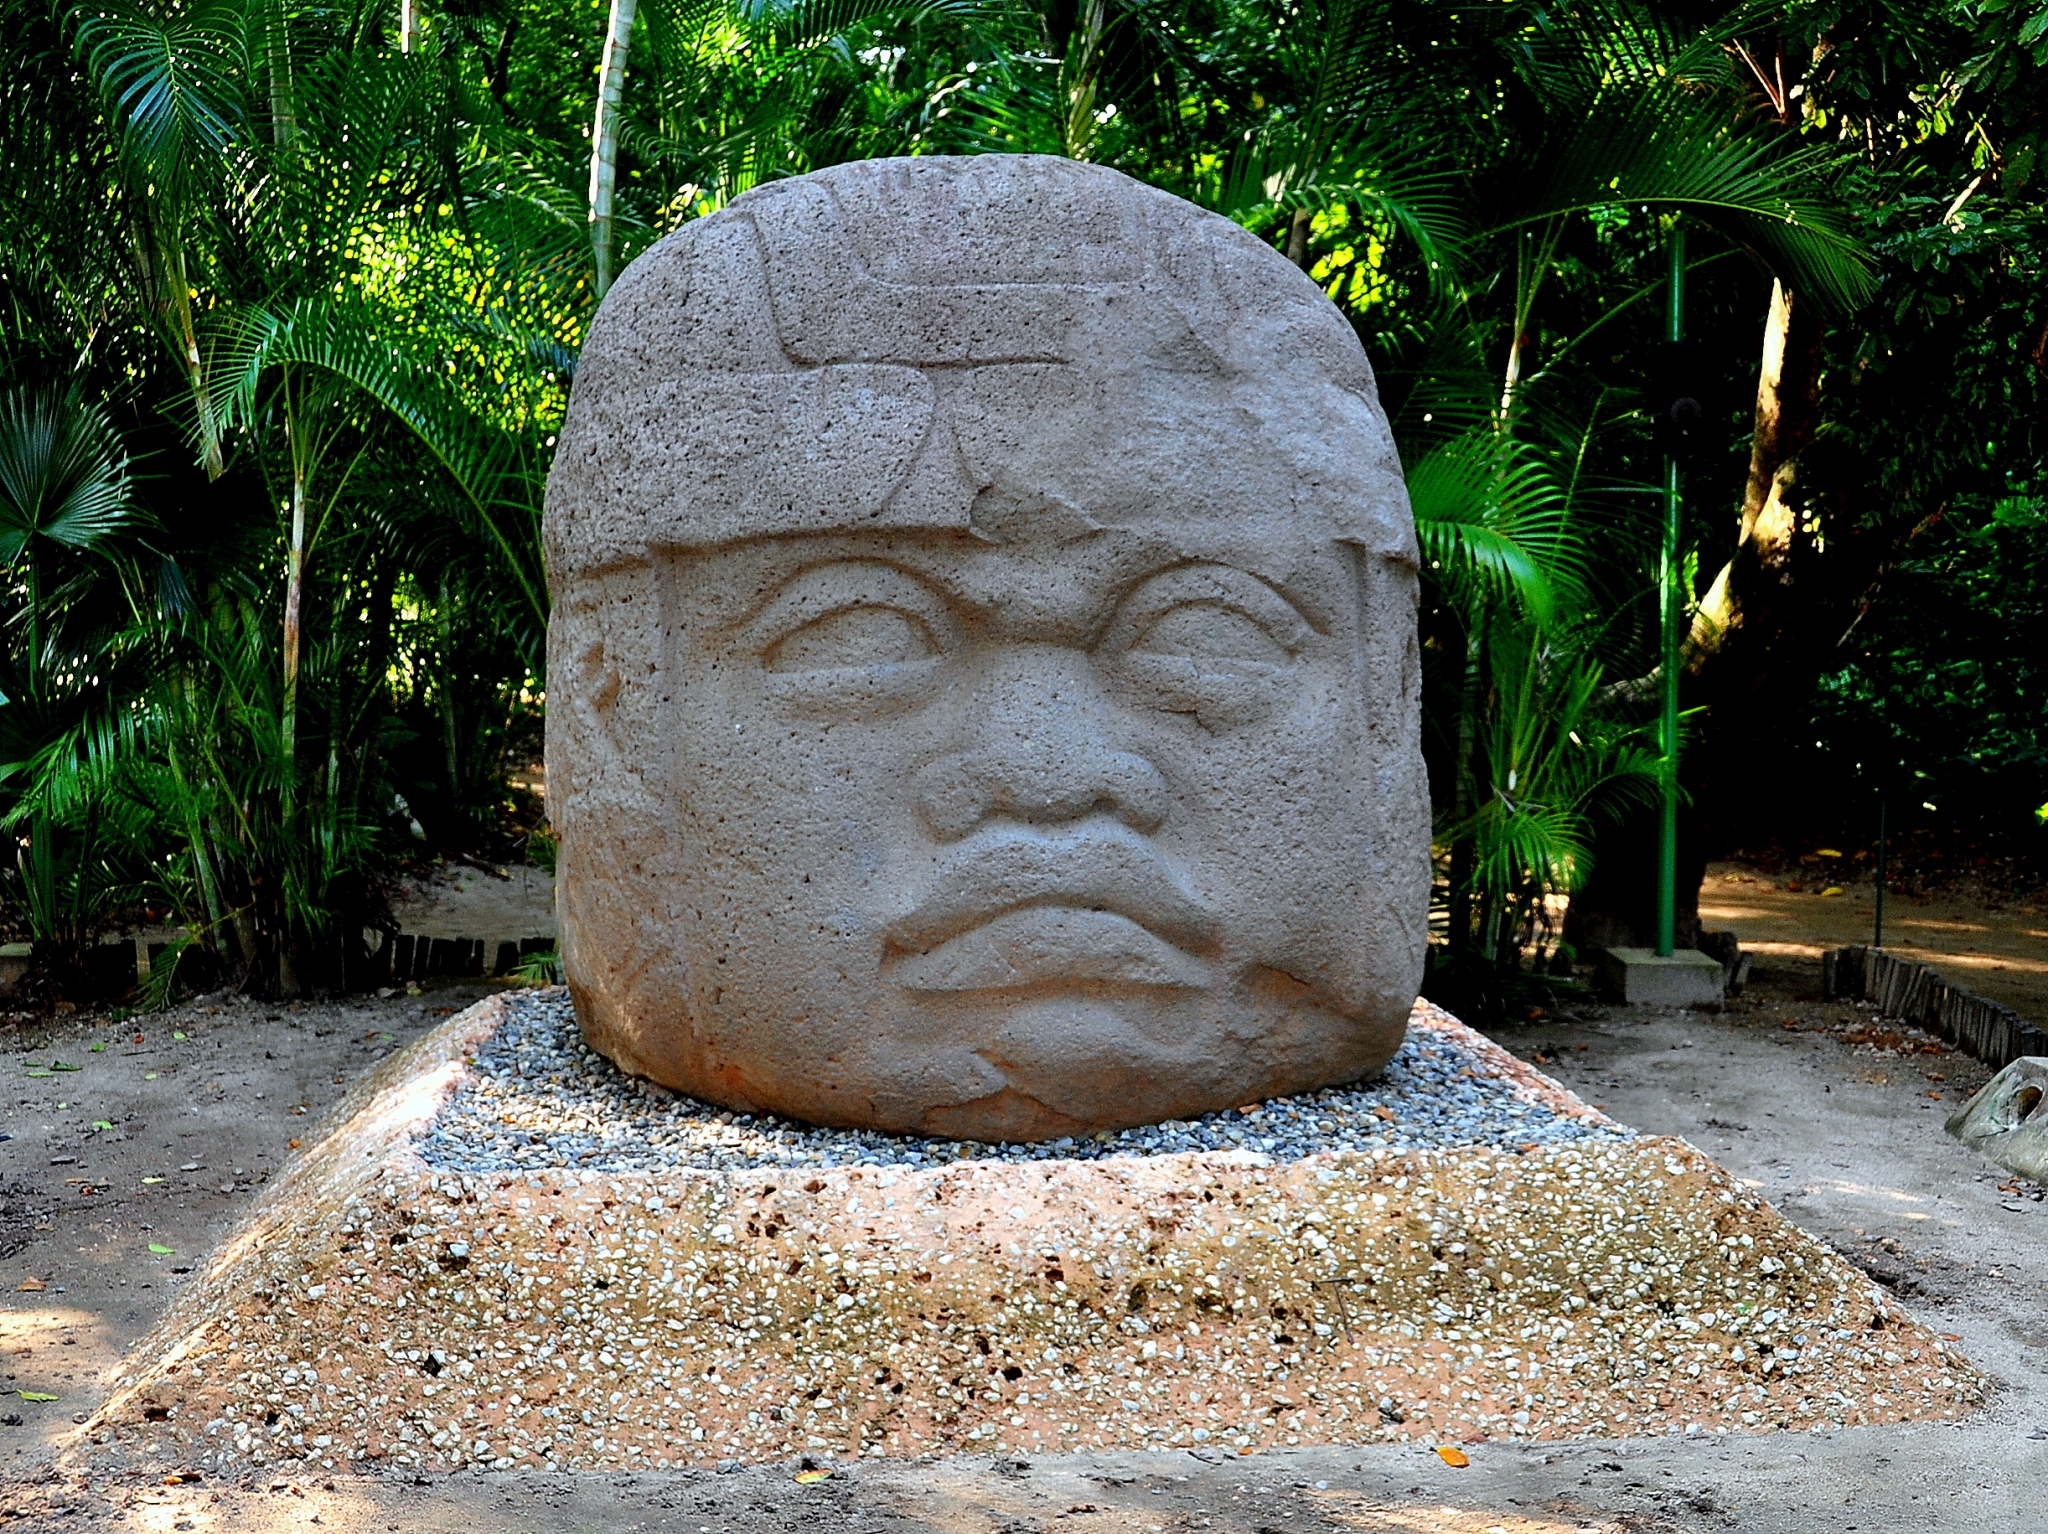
888;904;1212;992
884;827;1218;959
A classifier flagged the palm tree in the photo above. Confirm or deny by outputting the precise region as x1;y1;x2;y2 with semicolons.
0;386;137;993
0;388;135;707
588;0;643;298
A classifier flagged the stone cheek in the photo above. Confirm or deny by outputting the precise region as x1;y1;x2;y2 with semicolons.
542;154;1431;1138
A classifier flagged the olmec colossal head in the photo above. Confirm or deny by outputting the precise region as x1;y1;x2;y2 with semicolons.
545;155;1428;1141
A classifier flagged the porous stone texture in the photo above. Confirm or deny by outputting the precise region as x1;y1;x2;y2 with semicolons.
1947;1055;2048;1180
82;995;1982;1479
543;153;1429;1141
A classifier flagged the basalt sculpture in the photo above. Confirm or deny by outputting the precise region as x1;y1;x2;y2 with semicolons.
543;154;1429;1140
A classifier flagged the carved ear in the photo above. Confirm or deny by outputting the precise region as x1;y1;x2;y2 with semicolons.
547;561;702;1064
547;564;665;820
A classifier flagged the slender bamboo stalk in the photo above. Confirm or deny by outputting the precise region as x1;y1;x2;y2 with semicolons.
281;376;308;774
268;8;298;146
587;0;639;300
1656;223;1686;957
1062;0;1108;161
24;551;40;705
159;237;224;479
1447;616;1485;951
1285;207;1314;269
165;710;228;943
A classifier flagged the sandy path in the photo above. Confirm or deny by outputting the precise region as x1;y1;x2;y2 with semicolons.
4;963;2037;1532
1697;861;2048;1016
386;864;556;943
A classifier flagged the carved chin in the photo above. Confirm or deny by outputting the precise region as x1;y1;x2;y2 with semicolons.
840;973;1401;1141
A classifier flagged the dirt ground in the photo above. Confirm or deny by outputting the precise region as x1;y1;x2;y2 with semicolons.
385;864;556;945
1;873;2043;1532
1699;859;2048;1016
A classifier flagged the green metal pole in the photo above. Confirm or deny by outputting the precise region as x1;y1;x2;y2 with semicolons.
1657;223;1685;958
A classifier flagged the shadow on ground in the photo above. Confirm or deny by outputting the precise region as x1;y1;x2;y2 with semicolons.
2;947;2042;1531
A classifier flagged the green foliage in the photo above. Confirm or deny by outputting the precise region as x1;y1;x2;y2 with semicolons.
0;0;2040;1010
510;944;560;985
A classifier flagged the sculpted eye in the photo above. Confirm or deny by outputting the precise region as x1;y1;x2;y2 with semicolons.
765;605;939;672
1103;563;1312;729
1132;602;1293;666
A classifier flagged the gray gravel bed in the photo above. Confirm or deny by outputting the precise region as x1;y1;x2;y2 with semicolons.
414;990;1635;1174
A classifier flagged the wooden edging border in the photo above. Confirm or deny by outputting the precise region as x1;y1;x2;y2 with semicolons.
1823;944;2048;1070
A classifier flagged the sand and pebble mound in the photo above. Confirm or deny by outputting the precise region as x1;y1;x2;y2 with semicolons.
78;993;1984;1479
419;991;1634;1174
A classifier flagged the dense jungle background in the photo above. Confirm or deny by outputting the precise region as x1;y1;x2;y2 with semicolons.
0;0;2042;1010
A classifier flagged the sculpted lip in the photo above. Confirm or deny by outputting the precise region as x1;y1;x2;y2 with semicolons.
889;907;1212;991
884;827;1218;958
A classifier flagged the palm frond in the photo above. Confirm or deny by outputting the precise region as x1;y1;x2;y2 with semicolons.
68;0;248;207
1407;429;1597;625
0;387;134;562
1504;71;1875;310
209;297;547;635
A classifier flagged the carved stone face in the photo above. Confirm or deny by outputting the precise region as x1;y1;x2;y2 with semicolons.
545;156;1428;1139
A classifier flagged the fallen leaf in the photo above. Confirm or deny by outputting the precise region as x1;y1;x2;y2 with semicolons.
142;1176;164;1184
51;1061;80;1072
89;1043;104;1053
1435;1446;1470;1467
148;1244;174;1255
793;1469;832;1484
1821;885;1844;896
1372;1106;1396;1122
1815;848;1843;858
143;1072;158;1081
131;1033;144;1044
18;1391;59;1402
24;1070;50;1079
16;1278;44;1292
288;1138;302;1150
172;1032;187;1041
91;1120;113;1132
1940;1333;1961;1341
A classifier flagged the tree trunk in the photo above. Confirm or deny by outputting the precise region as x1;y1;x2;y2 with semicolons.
1061;0;1108;161
489;17;520;107
1681;279;1830;855
158;236;224;479
23;552;40;704
1445;625;1483;950
437;572;462;820
267;16;298;146
1285;206;1313;269
1692;278;1827;653
1565;280;1826;955
282;402;309;772
587;0;639;300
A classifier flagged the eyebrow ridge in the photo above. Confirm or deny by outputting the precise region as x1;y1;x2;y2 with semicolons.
735;557;964;644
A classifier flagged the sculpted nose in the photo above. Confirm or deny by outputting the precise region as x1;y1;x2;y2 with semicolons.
914;645;1170;841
